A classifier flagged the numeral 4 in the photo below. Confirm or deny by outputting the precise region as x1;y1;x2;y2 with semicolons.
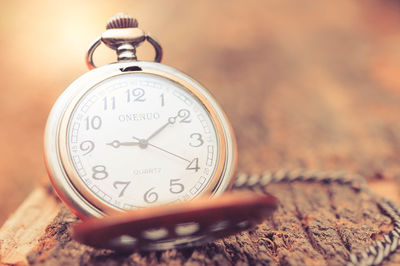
186;158;200;172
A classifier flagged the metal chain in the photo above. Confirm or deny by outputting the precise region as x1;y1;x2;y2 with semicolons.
232;169;400;266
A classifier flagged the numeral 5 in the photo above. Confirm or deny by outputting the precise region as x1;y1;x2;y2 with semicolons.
170;179;184;194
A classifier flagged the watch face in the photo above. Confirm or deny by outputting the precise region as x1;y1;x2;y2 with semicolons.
65;73;220;211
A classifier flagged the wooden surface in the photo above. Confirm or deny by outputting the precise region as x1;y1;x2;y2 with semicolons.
2;0;400;265
0;187;59;265
0;178;398;265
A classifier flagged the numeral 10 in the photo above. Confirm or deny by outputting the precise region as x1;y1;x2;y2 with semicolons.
85;116;102;130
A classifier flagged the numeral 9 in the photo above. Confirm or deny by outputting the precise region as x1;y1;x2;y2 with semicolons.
80;140;95;155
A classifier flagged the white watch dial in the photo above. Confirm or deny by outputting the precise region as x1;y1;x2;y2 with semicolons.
66;73;219;210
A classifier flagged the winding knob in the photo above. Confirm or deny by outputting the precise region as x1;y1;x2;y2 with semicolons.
86;13;163;69
106;13;138;29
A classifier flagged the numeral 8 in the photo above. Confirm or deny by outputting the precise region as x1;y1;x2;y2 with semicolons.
92;165;108;180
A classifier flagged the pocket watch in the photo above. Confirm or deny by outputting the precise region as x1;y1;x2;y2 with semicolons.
45;13;239;217
44;13;276;250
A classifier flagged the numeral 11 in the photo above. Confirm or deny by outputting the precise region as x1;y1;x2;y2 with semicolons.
160;93;165;106
103;96;116;110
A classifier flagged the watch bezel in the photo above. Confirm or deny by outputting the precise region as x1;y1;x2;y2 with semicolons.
44;61;237;219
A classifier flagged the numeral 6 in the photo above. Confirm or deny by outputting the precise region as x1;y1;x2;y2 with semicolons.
144;187;158;203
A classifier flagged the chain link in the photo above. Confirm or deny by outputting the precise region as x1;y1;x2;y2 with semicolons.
233;169;400;266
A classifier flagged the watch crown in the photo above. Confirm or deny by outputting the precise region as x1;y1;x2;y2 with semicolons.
86;13;163;69
106;13;138;29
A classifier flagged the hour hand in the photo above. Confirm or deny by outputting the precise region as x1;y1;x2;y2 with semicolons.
106;140;139;148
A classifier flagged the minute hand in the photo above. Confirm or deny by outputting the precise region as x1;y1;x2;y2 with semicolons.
145;115;177;142
145;121;171;142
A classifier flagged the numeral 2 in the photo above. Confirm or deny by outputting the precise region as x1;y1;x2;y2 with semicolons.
178;109;191;123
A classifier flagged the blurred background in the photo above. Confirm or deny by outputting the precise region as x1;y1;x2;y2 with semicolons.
1;0;400;225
